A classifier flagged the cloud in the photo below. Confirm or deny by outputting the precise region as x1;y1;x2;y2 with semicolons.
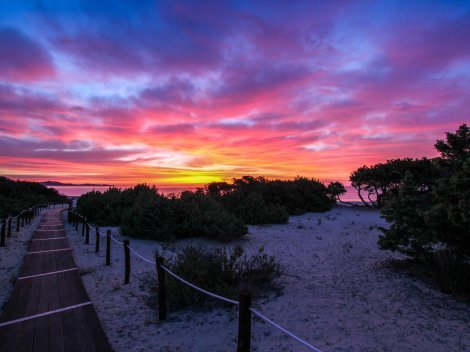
0;1;469;185
0;27;55;81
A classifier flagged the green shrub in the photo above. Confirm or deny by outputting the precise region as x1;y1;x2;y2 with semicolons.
235;193;289;224
379;125;470;259
433;250;470;298
79;186;247;241
0;177;68;218
376;124;470;298
159;245;283;307
206;176;333;224
77;174;334;240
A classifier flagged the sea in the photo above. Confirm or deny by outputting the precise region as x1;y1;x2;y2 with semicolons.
48;184;362;202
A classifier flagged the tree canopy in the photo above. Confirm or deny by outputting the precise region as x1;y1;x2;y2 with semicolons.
378;124;470;258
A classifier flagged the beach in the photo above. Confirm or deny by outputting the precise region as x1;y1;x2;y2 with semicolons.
58;206;470;351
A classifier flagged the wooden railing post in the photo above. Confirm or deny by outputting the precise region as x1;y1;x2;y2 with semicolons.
21;213;25;227
237;290;252;352
85;223;90;244
7;218;11;237
81;219;86;237
67;211;71;224
0;219;6;247
106;230;111;266
95;227;100;253
124;240;130;284
16;216;20;232
75;214;79;231
156;254;167;320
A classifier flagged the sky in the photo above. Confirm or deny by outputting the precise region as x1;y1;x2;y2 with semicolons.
0;0;469;187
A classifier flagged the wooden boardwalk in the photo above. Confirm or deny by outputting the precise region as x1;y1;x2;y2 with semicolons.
0;209;112;352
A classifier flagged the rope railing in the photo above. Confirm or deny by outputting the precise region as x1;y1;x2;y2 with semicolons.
1;203;63;247
249;308;322;352
68;209;323;352
160;264;239;305
109;233;124;245
128;245;155;265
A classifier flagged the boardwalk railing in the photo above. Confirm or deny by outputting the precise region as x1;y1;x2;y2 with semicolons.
69;210;322;352
0;203;66;247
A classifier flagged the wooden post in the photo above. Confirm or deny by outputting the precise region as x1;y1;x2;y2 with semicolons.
67;211;71;224
21;214;25;227
75;214;79;231
106;230;111;266
237;290;252;352
85;223;90;244
95;227;100;253
124;240;130;284
7;218;11;237
16;216;20;232
81;219;86;236
156;255;167;320
0;219;5;247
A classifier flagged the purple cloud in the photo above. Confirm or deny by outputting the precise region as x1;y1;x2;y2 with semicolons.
0;27;55;81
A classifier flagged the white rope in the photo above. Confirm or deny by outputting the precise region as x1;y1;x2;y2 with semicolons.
17;267;78;280
109;234;124;245
128;245;156;265
32;237;66;241
27;248;71;255
160;265;239;305
249;308;322;352
88;224;97;232
0;301;92;328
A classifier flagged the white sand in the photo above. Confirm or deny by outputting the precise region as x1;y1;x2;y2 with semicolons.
0;211;45;309
56;207;470;351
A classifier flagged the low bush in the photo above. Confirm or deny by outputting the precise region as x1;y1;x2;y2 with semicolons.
206;176;334;224
0;177;68;218
433;250;470;298
158;245;283;307
77;175;335;240
79;185;247;242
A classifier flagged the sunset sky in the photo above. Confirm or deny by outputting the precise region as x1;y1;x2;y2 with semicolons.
1;1;469;187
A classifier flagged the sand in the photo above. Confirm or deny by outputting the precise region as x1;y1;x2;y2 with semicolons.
2;206;469;351
0;211;48;309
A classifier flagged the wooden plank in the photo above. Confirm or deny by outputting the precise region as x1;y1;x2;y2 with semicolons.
15;320;36;351
32;316;49;352
71;307;96;352
0;210;112;352
82;305;112;352
48;314;64;352
0;324;21;351
61;311;80;352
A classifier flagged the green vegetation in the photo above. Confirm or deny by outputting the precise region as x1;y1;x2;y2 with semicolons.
0;177;68;218
157;245;283;307
350;157;438;207
326;181;348;204
361;124;470;297
77;185;247;242
77;176;335;241
206;176;334;224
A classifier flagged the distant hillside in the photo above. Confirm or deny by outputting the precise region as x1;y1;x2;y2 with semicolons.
40;181;114;187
